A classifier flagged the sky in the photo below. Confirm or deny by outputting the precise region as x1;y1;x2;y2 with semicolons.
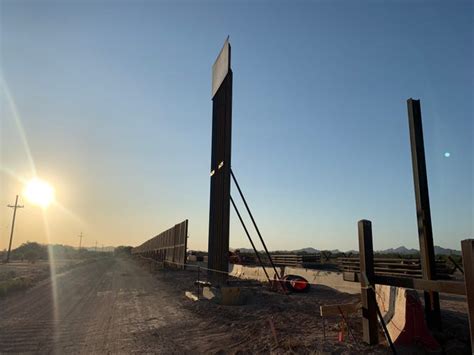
0;0;472;252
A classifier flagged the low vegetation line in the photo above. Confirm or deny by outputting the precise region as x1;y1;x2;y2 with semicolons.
0;258;101;298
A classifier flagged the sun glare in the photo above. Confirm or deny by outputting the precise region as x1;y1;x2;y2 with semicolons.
24;178;55;207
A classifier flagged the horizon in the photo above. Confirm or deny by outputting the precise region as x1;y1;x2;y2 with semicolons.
0;240;463;255
1;1;472;253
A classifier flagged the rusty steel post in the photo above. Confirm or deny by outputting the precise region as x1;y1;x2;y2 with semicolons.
407;98;441;328
358;219;379;345
461;239;474;351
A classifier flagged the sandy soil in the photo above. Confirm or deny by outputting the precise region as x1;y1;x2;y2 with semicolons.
0;259;80;280
0;258;185;353
432;293;471;352
0;259;87;298
2;257;468;354
153;268;390;354
0;257;393;354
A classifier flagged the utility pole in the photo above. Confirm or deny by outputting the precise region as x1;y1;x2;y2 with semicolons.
78;232;84;250
6;195;24;263
95;240;97;252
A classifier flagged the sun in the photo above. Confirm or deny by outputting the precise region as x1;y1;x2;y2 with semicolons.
24;178;55;207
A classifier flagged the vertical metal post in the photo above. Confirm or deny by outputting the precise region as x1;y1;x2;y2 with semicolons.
197;266;200;300
461;239;474;350
208;38;232;284
407;98;441;328
6;195;23;263
358;219;378;345
185;220;189;267
172;223;177;265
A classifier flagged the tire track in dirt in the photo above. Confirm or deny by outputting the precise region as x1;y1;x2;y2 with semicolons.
0;259;112;352
0;257;190;354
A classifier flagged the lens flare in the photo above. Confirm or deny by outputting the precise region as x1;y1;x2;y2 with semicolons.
24;178;55;207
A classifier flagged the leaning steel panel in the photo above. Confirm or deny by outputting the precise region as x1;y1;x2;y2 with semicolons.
208;38;232;283
132;219;188;269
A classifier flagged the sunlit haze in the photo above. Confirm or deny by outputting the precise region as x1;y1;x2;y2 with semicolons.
1;0;472;252
23;178;55;208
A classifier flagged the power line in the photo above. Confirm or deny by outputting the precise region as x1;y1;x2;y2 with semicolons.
6;195;24;263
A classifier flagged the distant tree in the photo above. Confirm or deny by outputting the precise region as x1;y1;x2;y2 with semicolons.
11;242;47;261
24;249;39;263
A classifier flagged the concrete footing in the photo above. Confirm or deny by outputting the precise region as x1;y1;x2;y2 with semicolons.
185;291;199;301
202;286;252;305
228;264;360;294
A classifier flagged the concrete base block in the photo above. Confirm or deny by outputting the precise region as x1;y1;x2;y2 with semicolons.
376;285;440;351
185;291;198;301
202;286;251;305
229;264;360;294
202;286;218;301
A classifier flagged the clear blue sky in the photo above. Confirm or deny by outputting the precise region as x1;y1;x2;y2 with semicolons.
1;0;472;251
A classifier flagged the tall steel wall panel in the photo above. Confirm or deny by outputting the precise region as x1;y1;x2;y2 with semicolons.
132;219;188;269
208;38;232;283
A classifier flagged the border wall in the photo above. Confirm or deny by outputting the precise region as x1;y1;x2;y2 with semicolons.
132;220;188;269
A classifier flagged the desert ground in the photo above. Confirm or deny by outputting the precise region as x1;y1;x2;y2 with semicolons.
0;259;83;297
0;257;469;354
0;257;392;354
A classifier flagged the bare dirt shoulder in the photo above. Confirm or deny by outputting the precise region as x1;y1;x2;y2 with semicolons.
136;264;390;354
0;259;89;297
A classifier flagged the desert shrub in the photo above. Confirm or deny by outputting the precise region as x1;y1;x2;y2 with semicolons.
10;242;47;261
0;278;32;298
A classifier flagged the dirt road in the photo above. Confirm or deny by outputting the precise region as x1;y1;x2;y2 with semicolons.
0;257;189;353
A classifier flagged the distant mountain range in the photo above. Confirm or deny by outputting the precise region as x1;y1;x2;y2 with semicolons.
379;246;419;255
378;246;461;256
233;245;461;256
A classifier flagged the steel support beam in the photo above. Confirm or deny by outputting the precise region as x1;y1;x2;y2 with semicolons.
407;98;441;328
358;219;378;345
208;39;232;284
373;275;465;296
461;239;474;351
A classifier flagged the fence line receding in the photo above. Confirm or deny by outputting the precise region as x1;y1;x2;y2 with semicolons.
132;220;188;269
